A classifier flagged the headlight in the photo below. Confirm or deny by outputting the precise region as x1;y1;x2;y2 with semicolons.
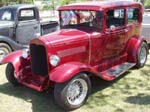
50;55;60;67
22;49;29;59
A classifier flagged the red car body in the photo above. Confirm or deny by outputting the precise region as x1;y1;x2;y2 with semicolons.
0;1;148;110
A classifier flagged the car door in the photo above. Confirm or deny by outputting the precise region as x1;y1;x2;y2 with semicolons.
15;8;40;45
102;8;127;59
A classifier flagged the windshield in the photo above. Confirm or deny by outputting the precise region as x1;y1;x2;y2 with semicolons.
60;10;103;30
0;9;13;21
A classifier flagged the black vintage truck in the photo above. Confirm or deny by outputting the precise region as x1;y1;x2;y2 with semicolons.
0;4;58;61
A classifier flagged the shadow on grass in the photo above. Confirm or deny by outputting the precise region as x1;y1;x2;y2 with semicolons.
125;64;150;105
84;72;131;110
85;63;150;109
0;72;128;112
0;83;66;112
126;94;150;105
0;67;149;112
90;71;130;94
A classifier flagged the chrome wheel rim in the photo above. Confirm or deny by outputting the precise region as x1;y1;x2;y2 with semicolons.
67;79;88;106
139;47;147;64
0;49;8;62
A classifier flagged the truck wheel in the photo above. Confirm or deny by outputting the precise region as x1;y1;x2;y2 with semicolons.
54;73;91;110
136;42;148;68
6;63;19;86
0;43;12;61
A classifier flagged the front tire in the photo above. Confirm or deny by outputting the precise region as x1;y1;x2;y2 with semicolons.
54;73;91;110
136;42;148;68
6;63;19;86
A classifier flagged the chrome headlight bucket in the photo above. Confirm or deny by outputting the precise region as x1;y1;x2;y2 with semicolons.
50;55;60;67
22;49;30;59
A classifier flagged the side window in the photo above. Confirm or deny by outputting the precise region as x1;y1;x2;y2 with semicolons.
106;9;125;28
128;8;139;24
2;11;11;20
0;10;12;21
19;9;36;21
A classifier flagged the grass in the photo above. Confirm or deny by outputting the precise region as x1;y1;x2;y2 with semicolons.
0;56;150;112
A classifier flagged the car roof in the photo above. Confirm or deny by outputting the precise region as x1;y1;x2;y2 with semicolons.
0;4;36;11
58;0;142;11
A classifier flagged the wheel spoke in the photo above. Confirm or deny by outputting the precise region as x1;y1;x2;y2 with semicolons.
140;47;147;64
67;78;88;105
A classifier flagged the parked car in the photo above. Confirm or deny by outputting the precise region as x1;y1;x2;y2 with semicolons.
0;4;58;61
0;1;148;110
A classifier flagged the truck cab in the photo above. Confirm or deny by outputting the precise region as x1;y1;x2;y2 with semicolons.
0;4;58;61
0;1;148;110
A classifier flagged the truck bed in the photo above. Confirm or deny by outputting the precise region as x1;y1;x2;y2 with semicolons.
41;21;59;35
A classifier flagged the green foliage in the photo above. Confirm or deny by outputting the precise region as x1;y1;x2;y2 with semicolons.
0;0;102;10
41;0;56;11
60;0;72;5
0;0;33;6
60;0;86;5
42;5;53;10
145;0;150;8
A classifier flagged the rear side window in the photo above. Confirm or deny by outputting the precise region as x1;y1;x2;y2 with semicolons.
19;9;36;21
106;9;125;28
128;8;139;24
0;10;12;21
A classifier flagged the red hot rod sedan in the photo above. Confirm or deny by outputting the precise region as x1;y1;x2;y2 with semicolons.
0;1;149;110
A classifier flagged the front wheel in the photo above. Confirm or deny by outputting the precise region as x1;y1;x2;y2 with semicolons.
6;63;19;86
54;73;91;110
136;42;148;68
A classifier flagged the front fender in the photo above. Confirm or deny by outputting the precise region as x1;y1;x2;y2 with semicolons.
126;36;148;63
0;35;28;50
0;50;22;73
50;62;91;83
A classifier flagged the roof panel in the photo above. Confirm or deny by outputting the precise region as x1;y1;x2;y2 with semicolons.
58;0;141;11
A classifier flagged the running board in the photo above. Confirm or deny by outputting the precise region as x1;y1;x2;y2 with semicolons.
100;62;136;81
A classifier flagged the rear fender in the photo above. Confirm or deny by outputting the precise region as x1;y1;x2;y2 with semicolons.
0;50;23;74
126;36;148;63
50;62;91;83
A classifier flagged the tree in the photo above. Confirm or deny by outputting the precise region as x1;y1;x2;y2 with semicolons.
140;0;145;5
60;0;70;5
0;0;34;6
60;0;86;5
145;0;150;8
135;0;145;5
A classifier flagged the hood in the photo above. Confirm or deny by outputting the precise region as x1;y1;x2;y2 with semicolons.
32;29;90;46
0;21;14;29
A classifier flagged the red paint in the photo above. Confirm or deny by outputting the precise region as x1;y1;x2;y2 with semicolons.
0;1;146;91
0;50;30;75
58;1;142;11
50;62;90;82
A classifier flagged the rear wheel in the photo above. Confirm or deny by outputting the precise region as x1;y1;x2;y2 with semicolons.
54;73;91;110
6;63;19;86
136;42;148;68
0;43;12;61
